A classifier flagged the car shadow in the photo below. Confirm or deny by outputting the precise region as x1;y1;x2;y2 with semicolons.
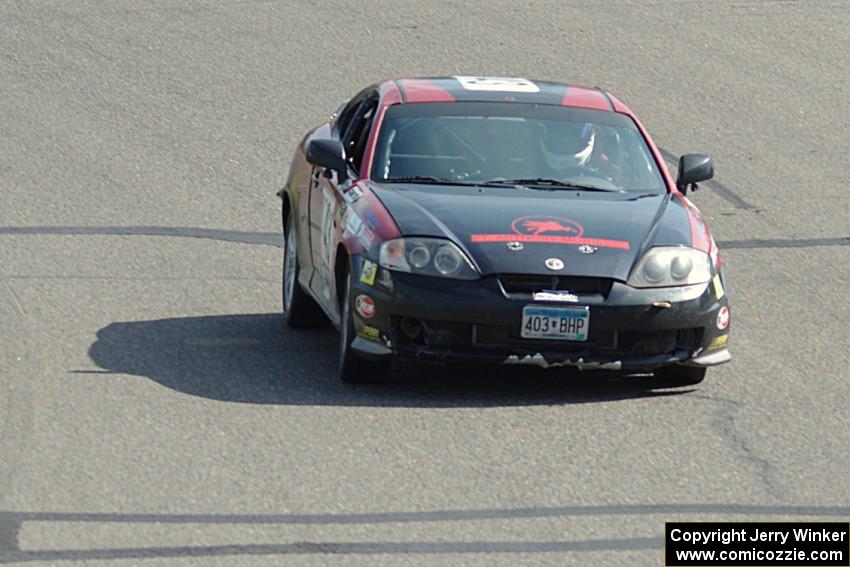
82;313;690;407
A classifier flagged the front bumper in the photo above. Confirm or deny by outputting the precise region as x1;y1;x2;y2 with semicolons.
349;258;731;371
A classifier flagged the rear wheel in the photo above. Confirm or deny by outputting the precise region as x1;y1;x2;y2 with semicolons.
338;269;389;384
282;214;325;329
649;365;707;387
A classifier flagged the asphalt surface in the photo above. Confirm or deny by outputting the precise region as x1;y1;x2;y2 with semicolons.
2;0;849;564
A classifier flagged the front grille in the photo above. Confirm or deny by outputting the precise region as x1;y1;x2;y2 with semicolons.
391;315;702;359
498;274;614;298
501;326;700;356
476;324;616;351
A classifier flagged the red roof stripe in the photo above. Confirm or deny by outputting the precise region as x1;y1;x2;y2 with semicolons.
561;86;612;111
398;79;455;103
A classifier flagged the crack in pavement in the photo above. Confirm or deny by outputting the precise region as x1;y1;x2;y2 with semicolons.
3;283;26;317
693;393;782;500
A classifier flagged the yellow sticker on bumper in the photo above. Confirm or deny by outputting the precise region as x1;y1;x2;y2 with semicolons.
358;325;381;341
360;260;377;286
708;334;729;350
713;274;725;299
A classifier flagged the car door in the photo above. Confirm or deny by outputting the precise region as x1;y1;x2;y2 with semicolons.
308;90;379;314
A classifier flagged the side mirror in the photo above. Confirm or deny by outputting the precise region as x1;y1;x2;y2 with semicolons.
306;138;348;181
676;153;714;194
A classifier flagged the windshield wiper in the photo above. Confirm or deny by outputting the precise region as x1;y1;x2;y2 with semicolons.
490;178;624;192
624;192;662;200
379;176;623;192
381;176;478;185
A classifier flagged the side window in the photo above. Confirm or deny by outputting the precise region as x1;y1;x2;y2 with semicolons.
347;99;378;173
334;97;360;140
341;93;379;175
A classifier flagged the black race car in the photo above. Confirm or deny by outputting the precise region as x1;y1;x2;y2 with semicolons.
277;77;731;385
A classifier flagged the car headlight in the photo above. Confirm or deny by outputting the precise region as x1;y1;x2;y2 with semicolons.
628;246;711;288
379;237;479;280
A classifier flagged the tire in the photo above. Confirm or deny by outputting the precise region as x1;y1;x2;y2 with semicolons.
338;269;389;384
649;365;707;387
282;213;326;329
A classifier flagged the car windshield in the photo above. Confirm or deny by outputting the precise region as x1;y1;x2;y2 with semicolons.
371;102;666;193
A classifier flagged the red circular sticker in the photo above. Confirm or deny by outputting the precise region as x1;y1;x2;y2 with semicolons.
511;215;584;237
716;306;730;330
355;295;375;319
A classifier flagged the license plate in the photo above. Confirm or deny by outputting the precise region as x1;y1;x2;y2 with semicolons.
521;305;589;341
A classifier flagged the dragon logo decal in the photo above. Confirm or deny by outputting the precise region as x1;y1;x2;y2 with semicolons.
511;216;584;237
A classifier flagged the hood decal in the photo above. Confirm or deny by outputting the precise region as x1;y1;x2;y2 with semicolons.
511;215;584;237
472;214;630;250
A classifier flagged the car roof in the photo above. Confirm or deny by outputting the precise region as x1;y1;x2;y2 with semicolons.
385;76;625;113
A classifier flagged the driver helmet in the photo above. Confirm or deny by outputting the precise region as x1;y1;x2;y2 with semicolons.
539;121;596;171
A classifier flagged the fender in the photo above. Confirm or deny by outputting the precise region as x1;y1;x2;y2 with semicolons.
337;180;402;260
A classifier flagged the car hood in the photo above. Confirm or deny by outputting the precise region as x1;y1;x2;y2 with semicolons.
368;183;694;281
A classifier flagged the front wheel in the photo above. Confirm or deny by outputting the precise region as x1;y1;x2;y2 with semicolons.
338;269;389;384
